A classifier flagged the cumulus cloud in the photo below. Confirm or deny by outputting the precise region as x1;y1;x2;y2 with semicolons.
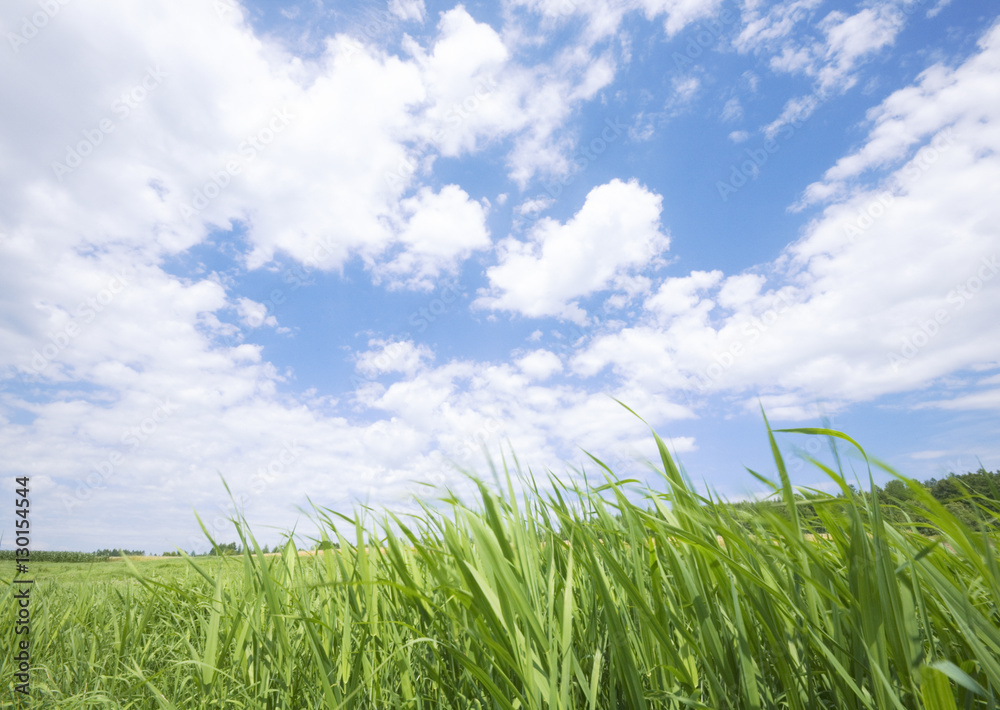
571;22;1000;415
390;0;426;22
356;339;435;378
476;179;670;322
375;184;491;290
798;22;1000;207
516;349;563;380
645;270;723;323
236;297;283;330
0;0;657;550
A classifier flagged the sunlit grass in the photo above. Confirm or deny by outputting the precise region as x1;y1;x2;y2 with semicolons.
3;416;998;708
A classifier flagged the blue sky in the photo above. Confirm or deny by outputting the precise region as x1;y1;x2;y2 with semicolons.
2;0;998;553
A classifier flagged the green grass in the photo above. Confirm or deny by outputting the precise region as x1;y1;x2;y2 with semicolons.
3;420;999;708
0;557;229;586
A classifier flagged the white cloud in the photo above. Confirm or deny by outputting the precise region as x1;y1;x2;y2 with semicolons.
356;339;434;378
673;75;700;103
235;297;280;329
739;1;911;137
398;7;620;187
516;349;563;380
920;389;1000;411
390;0;426;22
406;7;512;157
355;353;696;485
815;6;905;91
0;0;633;289
376;184;491;290
734;0;822;53
570;23;1000;416
0;0;651;551
762;93;820;138
926;0;953;18
516;195;554;216
509;0;723;42
645;270;723;322
662;75;701;118
721;97;744;122
910;450;948;460
717;273;766;310
476;179;669;322
799;22;1000;206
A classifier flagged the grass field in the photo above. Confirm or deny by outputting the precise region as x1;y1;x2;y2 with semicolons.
1;557;224;586
3;420;999;708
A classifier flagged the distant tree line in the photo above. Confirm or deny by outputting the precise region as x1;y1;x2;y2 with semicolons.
93;548;146;557
207;542;242;556
877;468;1000;530
0;550;110;562
730;467;1000;533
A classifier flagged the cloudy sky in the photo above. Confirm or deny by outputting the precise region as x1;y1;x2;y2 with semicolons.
2;0;998;553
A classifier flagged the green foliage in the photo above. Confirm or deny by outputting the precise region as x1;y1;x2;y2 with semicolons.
206;541;241;556
0;550;109;563
1;426;999;708
93;548;146;558
881;468;1000;531
730;467;1000;535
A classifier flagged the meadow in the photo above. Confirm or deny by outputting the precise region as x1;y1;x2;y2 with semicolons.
2;419;999;708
